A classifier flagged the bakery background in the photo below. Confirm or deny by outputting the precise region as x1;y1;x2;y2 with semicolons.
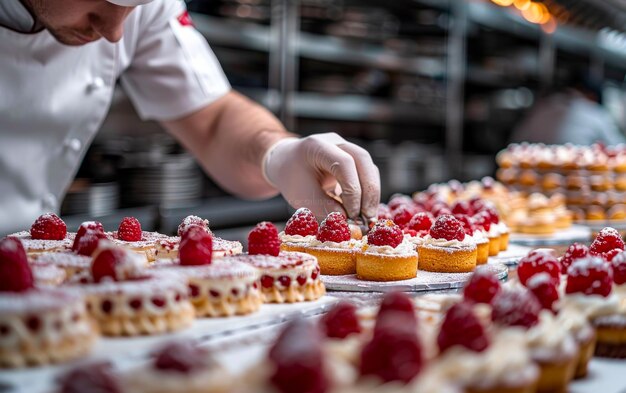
61;0;626;243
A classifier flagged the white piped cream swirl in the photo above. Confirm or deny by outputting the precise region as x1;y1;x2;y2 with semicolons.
422;234;476;249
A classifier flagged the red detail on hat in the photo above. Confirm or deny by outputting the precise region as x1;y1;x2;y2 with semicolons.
177;11;194;27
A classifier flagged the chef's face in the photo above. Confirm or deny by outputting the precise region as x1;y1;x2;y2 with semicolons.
23;0;135;45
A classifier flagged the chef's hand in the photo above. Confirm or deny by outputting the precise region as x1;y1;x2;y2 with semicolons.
263;133;381;221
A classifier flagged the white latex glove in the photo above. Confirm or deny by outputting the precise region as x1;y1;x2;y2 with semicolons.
263;133;381;221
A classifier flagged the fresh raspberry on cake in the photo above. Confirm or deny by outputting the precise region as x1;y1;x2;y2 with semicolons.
91;245;144;283
117;217;142;242
179;227;213;265
76;221;104;239
154;341;211;373
517;250;560;286
611;252;626;285
319;301;361;339
478;205;500;224
451;201;473;216
560;243;589;274
473;211;491;232
73;229;107;256
566;256;613;297
177;215;210;237
429;215;465;242
589;227;625;255
526;272;559;311
360;312;423;384
601;248;622;262
463;268;501;304
317;212;350;243
376;291;417;331
454;214;475;236
491;289;541;329
468;197;486;214
367;220;403;248
285;208;318;237
406;212;433;234
438;302;489;353
30;213;67;240
0;237;34;292
392;205;414;227
268;319;328;393
248;221;281;256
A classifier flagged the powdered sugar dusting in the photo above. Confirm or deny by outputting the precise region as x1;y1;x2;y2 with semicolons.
568;256;609;277
526;272;553;289
177;215;211;237
32;263;66;285
32;252;91;269
0;288;80;314
9;231;75;251
107;231;168;247
228;251;317;270
154;259;259;280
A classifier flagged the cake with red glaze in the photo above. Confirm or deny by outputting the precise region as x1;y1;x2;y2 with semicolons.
417;215;477;273
0;237;96;367
356;220;418;281
279;208;319;253
68;242;194;336
152;227;262;317
154;215;243;260
9;213;75;256
106;217;169;262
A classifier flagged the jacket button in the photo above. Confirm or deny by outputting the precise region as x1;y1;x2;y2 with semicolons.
87;77;105;93
65;138;82;152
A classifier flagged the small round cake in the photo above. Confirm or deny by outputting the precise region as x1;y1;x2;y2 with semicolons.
31;251;92;279
418;215;477;273
107;230;169;263
9;213;75;256
155;236;243;260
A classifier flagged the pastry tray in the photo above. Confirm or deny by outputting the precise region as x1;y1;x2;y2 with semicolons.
574;219;626;232
489;244;533;266
321;262;508;292
509;225;592;246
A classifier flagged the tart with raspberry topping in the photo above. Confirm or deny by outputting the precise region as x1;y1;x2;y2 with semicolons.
279;208;319;253
106;217;171;262
417;215;478;273
0;237;97;367
68;242;194;336
31;251;92;280
356;220;418;281
227;251;325;303
302;212;361;275
9;213;76;256
154;215;242;261
152;229;262;318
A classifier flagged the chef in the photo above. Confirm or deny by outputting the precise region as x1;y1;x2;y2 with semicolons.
0;0;380;235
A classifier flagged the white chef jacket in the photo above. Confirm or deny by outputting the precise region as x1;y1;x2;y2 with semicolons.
0;0;231;235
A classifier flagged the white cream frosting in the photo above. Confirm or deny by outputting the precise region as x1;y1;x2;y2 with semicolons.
308;238;362;250
495;222;509;234
421;234;476;249
488;225;501;238
471;230;489;244
362;236;417;256
279;231;316;244
559;293;620;319
556;308;595;343
524;311;578;362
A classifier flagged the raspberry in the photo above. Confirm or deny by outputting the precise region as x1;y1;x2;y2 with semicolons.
392;205;414;227
179;227;213;265
377;204;392;220
360;312;423;384
76;221;104;239
468;197;486;213
317;212;350;243
154;341;210;373
560;243;589;274
248;221;281;256
473;211;491;232
285;208;318;237
526;272;559;311
73;229;107;256
566;257;613;297
177;215;210;237
491;289;541;329
517;250;560;286
406;212;433;233
611;252;626;285
117;217;142;242
56;362;122;393
438;302;489;353
319;302;361;339
429;215;465;242
454;214;475;236
463;268;501;305
432;205;452;218
388;195;413;211
0;237;34;292
478;205;500;224
30;213;66;240
91;246;135;283
376;291;417;331
451;201;472;216
367;220;403;248
268;319;328;393
601;249;622;262
589;227;625;255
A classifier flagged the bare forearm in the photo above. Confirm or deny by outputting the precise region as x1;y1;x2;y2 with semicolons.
162;91;295;198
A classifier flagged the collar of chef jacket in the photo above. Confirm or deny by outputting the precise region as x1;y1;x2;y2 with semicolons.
0;0;231;235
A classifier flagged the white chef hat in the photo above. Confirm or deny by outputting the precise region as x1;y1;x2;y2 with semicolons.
107;0;154;6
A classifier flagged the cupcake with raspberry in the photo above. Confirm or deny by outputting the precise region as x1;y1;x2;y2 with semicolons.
455;214;489;265
154;215;242;260
304;212;361;275
68;242;194;336
589;227;625;262
403;212;434;247
473;211;500;257
418;215;477;273
492;289;578;393
152;227;262;317
0;237;97;367
433;302;539;393
228;222;325;303
9;213;75;256
356;220;418;281
279;208;319;253
125;341;233;393
106;217;170;262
